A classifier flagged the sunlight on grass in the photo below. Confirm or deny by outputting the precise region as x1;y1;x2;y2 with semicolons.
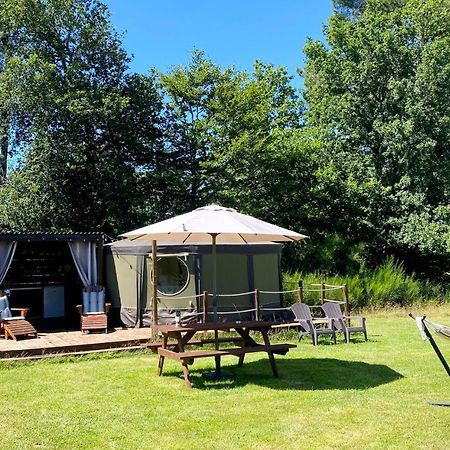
1;308;450;449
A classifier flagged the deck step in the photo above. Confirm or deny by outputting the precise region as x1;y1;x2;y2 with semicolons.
0;336;245;360
1;345;149;361
0;337;156;359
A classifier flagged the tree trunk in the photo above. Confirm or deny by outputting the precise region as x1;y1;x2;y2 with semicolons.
0;34;11;182
0;118;8;182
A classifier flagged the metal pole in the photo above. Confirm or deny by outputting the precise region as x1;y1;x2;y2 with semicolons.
211;233;221;375
421;316;450;377
151;240;158;339
212;233;217;325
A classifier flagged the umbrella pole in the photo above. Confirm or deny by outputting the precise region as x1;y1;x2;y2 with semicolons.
211;233;221;375
151;240;158;339
212;233;217;324
204;232;232;381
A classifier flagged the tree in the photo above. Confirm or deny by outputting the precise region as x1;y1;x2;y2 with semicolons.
333;0;367;17
206;60;303;221
303;0;450;276
157;50;226;211
158;51;305;224
0;0;163;233
333;1;406;18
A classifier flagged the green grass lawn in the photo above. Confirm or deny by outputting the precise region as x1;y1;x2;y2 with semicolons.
1;306;450;449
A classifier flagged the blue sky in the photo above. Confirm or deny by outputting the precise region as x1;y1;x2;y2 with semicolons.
105;1;333;85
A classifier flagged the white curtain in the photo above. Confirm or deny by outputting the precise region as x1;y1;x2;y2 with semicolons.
0;242;17;285
68;241;98;287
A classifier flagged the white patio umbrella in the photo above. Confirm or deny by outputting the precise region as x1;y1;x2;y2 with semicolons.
120;204;308;376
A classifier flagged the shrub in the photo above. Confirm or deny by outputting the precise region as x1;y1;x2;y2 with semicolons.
364;257;420;306
283;257;450;308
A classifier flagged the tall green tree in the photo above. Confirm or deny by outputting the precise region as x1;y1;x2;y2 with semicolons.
157;50;225;211
303;0;450;277
158;51;305;228
333;0;367;17
206;60;303;220
0;0;163;233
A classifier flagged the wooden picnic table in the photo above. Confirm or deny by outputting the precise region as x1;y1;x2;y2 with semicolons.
156;321;296;388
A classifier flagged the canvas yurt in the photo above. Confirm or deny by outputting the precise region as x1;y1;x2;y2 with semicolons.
105;239;283;327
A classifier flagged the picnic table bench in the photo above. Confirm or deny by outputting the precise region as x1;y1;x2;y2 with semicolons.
156;321;296;388
144;335;245;351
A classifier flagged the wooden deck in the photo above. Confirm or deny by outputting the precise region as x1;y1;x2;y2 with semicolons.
0;327;154;360
0;324;300;361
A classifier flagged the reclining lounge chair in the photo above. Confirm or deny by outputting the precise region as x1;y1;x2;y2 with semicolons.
0;294;38;341
291;302;336;345
322;301;367;343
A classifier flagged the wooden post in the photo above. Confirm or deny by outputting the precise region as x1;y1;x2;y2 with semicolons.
254;289;260;321
151;240;158;339
342;284;349;325
296;280;303;303
320;282;325;305
202;291;208;323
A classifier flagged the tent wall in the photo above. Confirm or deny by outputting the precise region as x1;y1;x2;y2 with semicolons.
105;250;197;326
147;256;196;310
200;250;281;321
105;241;282;327
105;252;139;309
105;252;149;326
201;253;251;309
253;253;283;306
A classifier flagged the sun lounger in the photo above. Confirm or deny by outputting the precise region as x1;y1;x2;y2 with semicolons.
0;295;38;341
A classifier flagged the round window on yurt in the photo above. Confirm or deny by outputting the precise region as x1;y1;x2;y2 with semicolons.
155;257;189;296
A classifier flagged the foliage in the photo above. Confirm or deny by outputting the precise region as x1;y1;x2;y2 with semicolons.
364;257;421;306
0;0;162;233
333;0;367;18
284;257;450;307
1;0;450;283
158;50;304;220
303;0;450;276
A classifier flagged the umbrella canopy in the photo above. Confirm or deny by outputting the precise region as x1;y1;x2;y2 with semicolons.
121;204;307;377
121;204;308;243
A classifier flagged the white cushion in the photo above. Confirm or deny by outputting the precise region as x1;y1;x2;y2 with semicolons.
0;296;12;319
0;295;9;310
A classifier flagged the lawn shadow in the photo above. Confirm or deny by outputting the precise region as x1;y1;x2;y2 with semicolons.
168;357;403;390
